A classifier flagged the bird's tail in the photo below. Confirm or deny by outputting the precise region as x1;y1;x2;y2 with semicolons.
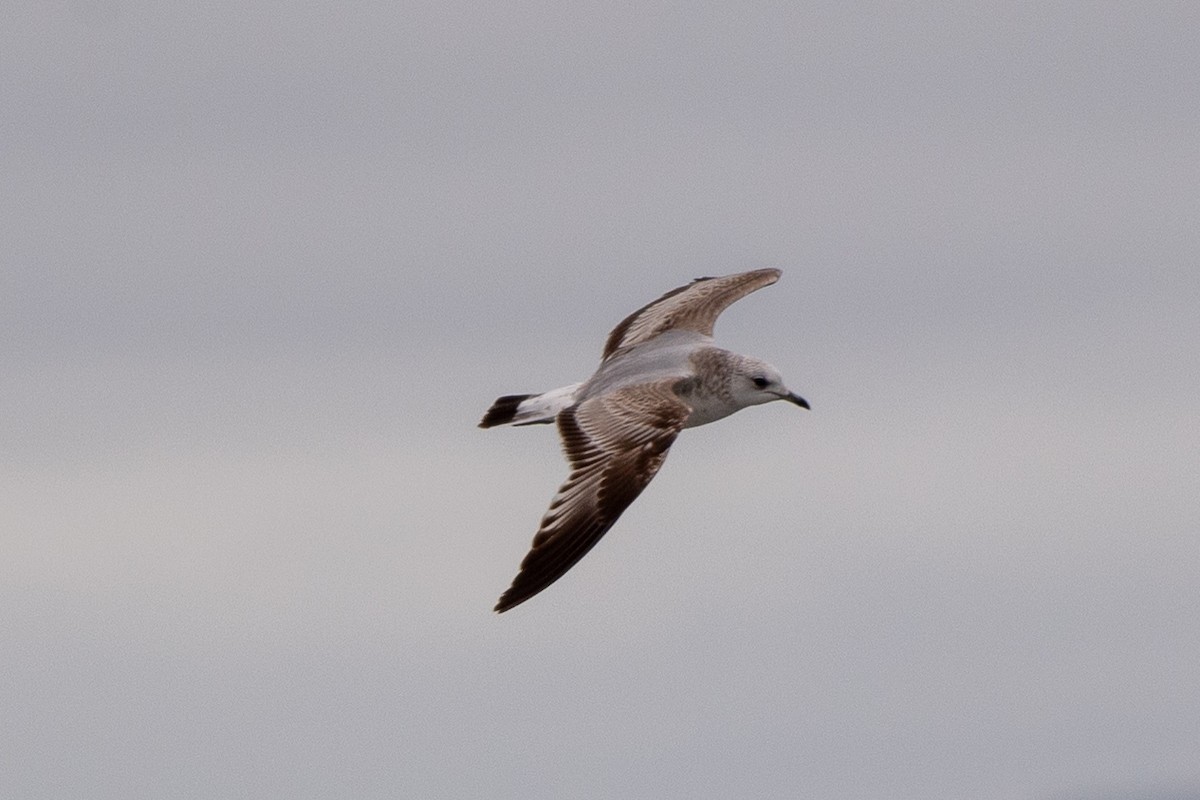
478;383;582;428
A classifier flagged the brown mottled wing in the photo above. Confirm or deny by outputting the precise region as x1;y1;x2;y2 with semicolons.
601;268;781;361
494;381;691;613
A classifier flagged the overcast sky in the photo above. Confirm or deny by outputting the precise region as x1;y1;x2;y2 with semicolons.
3;2;1198;799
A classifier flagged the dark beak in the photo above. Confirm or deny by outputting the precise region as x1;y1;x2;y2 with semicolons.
785;392;810;410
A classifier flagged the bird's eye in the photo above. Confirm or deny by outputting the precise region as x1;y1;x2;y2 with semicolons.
751;376;769;388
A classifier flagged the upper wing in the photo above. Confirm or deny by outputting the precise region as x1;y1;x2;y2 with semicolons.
493;381;691;613
601;268;781;361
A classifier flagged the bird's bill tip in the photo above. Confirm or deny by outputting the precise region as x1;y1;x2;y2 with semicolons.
786;392;810;409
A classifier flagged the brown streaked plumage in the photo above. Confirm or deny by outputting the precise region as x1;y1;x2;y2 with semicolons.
601;268;782;360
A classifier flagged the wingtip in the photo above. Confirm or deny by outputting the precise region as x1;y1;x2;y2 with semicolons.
493;589;525;614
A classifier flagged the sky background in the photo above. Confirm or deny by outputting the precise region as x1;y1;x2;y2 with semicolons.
3;2;1199;798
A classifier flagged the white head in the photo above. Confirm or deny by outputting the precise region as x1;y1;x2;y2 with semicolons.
731;356;809;410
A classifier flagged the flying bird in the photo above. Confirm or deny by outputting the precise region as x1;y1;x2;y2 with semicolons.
480;268;808;612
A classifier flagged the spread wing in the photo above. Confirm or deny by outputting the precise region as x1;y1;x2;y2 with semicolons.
601;268;781;361
494;381;691;613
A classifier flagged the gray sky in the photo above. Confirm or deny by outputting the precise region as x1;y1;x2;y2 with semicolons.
3;2;1199;798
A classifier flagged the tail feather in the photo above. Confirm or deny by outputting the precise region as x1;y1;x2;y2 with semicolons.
479;394;534;428
478;382;584;429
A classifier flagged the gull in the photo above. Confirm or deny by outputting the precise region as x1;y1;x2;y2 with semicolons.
480;268;808;612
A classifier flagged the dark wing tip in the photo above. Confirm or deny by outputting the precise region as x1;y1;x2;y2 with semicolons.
494;589;525;613
492;518;609;613
492;566;565;613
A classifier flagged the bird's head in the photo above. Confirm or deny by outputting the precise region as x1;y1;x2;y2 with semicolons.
732;357;809;410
